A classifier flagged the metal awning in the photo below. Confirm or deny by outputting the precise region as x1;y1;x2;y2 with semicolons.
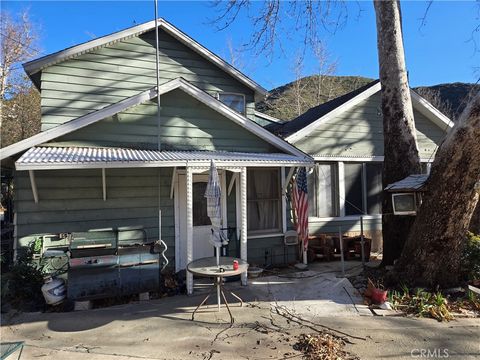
16;146;313;170
385;174;429;192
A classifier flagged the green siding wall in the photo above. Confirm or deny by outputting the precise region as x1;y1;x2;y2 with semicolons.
15;168;176;262
40;29;256;131
309;217;382;235
294;92;446;158
50;89;276;152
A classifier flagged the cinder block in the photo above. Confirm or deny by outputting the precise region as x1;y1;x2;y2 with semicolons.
74;300;92;311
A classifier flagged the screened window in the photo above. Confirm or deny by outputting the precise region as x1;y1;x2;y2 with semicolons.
218;93;246;114
247;168;281;234
344;163;364;215
366;163;383;215
308;164;338;218
193;182;210;226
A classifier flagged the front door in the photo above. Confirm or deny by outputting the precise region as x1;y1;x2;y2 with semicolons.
176;172;226;272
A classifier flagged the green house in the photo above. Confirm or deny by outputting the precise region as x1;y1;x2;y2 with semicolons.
0;19;312;294
267;80;453;252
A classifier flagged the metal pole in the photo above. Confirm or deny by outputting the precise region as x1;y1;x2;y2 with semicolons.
360;216;365;266
154;0;161;150
338;226;345;277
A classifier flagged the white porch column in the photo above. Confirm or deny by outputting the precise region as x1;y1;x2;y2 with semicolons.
186;166;194;294
240;167;248;285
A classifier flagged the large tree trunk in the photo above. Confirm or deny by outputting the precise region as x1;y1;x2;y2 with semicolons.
395;93;480;288
374;0;421;266
469;204;480;234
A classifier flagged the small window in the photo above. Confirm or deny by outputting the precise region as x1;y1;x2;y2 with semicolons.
247;168;281;234
193;182;211;226
218;93;246;114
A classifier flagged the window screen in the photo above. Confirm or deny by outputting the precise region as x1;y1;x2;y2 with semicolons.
193;182;211;226
366;163;383;215
344;163;364;215
247;168;281;233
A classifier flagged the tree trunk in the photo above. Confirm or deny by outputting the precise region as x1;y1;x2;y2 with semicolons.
394;93;480;288
374;0;421;266
469;203;480;234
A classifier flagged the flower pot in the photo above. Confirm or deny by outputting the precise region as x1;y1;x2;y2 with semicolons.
371;288;387;304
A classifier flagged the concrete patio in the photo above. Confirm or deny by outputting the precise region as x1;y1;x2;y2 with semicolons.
1;261;479;359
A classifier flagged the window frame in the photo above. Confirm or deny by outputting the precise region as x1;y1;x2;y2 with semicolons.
246;167;283;236
308;163;339;218
216;92;247;115
309;159;433;222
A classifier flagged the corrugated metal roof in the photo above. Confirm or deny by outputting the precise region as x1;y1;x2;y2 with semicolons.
385;174;429;192
16;147;312;170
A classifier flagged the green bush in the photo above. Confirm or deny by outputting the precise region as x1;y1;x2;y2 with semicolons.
1;242;45;312
461;232;480;282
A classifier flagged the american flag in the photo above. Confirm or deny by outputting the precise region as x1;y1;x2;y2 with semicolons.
292;167;309;254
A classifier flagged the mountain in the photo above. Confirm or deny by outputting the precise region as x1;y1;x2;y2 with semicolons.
256;75;479;122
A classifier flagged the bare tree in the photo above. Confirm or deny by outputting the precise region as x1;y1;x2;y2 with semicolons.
394;92;480;287
0;10;41;147
373;1;422;266
0;10;38;100
312;41;337;103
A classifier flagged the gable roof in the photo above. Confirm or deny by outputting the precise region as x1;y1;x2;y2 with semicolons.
23;18;267;99
277;80;453;144
0;78;308;161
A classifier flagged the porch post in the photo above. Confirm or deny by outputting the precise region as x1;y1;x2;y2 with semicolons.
240;166;248;285
186;166;194;294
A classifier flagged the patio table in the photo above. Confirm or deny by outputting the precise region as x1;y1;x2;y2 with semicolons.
187;256;248;323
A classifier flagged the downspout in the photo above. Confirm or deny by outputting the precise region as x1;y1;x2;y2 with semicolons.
154;0;161;150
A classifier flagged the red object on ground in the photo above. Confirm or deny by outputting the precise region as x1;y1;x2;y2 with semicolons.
372;288;387;304
233;260;239;271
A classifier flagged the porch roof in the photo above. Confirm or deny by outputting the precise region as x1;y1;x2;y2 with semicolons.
15;146;313;171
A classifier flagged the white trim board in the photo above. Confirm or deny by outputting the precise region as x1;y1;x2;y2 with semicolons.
23;18;267;98
2;77;311;161
313;156;436;162
285;82;454;144
254;110;284;124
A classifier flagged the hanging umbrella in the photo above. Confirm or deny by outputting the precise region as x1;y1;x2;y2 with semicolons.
204;160;228;267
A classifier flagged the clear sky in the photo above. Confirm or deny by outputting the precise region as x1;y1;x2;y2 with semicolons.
3;1;480;90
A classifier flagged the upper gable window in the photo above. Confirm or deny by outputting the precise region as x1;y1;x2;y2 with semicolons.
217;93;246;115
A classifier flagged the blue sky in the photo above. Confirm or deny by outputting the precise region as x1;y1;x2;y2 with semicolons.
3;1;479;89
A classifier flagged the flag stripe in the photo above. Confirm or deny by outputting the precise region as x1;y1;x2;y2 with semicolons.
292;167;309;253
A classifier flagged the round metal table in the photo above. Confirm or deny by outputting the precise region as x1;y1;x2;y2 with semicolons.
187;256;248;323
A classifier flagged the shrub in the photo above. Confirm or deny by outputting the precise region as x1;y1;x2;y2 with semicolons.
461;232;480;282
1;242;45;312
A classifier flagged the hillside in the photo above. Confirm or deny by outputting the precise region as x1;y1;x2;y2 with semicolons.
257;75;479;122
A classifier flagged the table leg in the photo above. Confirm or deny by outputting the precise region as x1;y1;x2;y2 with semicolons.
220;287;234;324
191;287;214;321
217;276;221;312
227;290;244;307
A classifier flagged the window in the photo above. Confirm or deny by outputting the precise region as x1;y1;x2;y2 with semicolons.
344;163;364;215
218;93;246;114
308;164;338;217
247;168;281;234
366;163;383;215
193;182;210;226
344;163;384;216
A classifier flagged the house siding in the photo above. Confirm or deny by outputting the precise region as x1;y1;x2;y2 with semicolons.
40;29;255;131
294;92;446;159
50;89;277;153
15;168;176;262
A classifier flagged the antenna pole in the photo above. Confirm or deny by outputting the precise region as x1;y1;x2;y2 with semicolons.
154;0;161;150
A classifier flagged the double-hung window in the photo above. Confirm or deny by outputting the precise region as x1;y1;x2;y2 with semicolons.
217;93;246;115
247;168;282;235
